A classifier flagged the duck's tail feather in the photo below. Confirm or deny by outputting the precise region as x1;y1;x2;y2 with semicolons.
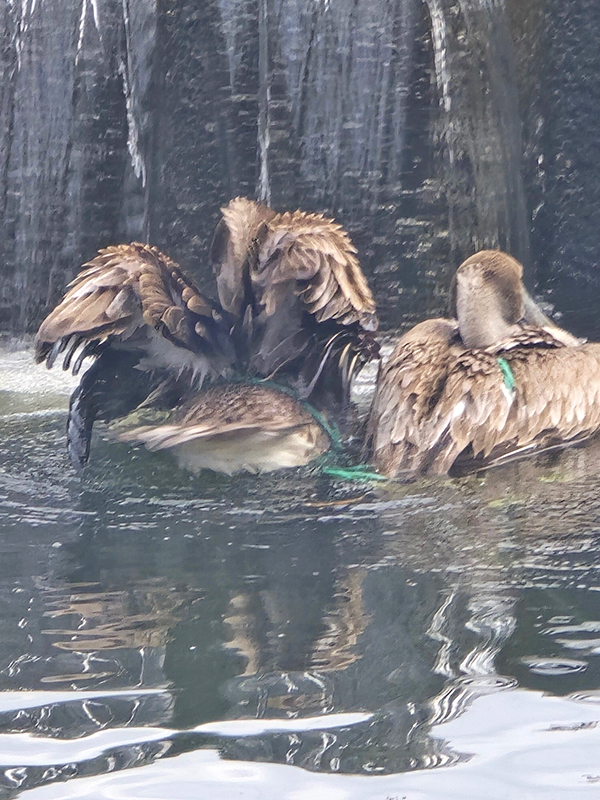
66;348;182;468
67;383;95;469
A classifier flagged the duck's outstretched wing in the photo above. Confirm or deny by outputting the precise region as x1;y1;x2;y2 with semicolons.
212;198;379;409
253;210;378;331
254;209;380;406
210;197;277;319
211;198;377;328
35;243;235;468
35;242;234;378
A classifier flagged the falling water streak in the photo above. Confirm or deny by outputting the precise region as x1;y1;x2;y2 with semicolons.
14;0;29;72
77;0;102;64
76;0;87;59
217;0;242;87
90;0;101;32
424;0;451;113
118;58;146;186
257;0;271;204
119;0;150;187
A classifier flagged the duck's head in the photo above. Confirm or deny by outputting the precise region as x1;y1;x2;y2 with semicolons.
450;250;526;349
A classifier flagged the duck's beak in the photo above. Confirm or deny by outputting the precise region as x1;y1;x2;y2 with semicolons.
522;288;583;345
521;287;554;327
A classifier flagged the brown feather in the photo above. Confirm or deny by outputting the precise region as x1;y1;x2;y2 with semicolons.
35;242;232;377
368;250;592;477
211;197;277;318
364;319;460;475
255;210;377;328
212;198;379;410
117;383;330;474
369;320;600;477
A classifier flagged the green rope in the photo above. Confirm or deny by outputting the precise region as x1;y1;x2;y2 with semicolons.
246;378;386;482
321;465;388;482
497;357;515;392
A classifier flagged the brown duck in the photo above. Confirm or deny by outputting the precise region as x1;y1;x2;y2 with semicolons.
35;199;378;473
365;250;598;477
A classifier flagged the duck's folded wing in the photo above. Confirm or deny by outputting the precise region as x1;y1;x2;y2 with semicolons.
366;320;459;476
510;345;600;445
429;344;600;474
35;243;234;377
424;352;518;474
118;383;330;474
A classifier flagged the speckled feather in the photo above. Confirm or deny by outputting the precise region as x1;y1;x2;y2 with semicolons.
255;209;377;330
213;198;377;331
367;320;600;477
118;383;330;474
212;198;379;405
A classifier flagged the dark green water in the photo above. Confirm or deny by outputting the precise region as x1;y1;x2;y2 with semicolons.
0;346;599;798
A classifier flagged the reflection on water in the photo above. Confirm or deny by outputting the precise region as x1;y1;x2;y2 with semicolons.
2;346;600;796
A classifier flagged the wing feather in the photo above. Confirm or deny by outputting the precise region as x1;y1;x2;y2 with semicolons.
35;243;233;377
118;383;326;451
211;199;379;408
254;211;377;330
369;322;600;477
366;319;459;475
439;344;600;472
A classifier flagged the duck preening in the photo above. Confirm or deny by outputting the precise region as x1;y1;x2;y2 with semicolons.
211;197;378;406
365;249;599;477
35;199;378;473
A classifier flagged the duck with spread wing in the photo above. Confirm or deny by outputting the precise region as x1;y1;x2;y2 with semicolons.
364;250;598;477
35;198;378;474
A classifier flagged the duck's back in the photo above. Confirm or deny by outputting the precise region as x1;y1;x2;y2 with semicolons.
497;341;600;458
427;340;600;475
369;327;600;477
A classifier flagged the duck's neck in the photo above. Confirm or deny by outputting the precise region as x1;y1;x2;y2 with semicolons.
456;281;518;349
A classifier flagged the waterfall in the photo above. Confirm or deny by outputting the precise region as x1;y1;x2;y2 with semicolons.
423;0;530;267
0;0;598;332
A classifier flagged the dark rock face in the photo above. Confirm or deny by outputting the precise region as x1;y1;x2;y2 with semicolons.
1;0;599;333
529;0;600;336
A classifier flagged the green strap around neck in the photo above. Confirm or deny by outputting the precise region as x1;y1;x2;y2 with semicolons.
497;357;515;392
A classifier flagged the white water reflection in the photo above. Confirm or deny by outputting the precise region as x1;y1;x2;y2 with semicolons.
18;690;600;799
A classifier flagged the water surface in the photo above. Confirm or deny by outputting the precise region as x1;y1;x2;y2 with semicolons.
1;345;600;798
